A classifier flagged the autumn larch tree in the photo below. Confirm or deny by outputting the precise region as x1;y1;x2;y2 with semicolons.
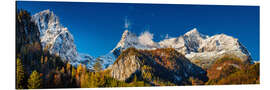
28;70;42;89
16;58;24;89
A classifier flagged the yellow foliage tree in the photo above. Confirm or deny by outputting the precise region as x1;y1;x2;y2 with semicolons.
66;62;71;71
77;64;83;75
28;70;42;89
71;66;76;78
16;58;24;89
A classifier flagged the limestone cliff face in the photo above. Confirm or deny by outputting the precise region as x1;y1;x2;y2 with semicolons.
110;55;142;81
109;48;208;85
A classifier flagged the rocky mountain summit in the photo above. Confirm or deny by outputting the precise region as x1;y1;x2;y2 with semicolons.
31;9;94;68
109;48;208;85
103;28;252;69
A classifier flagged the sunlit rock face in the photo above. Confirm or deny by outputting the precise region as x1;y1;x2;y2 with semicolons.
32;9;94;69
109;48;208;85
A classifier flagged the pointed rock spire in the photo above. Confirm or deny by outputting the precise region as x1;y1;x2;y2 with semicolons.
184;28;200;36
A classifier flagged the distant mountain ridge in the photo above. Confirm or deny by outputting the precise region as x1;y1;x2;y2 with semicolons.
103;28;252;69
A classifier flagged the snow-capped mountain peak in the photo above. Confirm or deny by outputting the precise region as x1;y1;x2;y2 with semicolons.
110;30;159;56
123;30;130;36
184;28;199;36
32;9;94;69
32;9;59;38
102;28;252;69
111;30;138;52
32;9;78;62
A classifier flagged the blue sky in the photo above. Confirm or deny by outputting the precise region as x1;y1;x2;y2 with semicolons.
17;1;260;60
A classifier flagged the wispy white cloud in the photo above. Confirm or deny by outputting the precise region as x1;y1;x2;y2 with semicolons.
138;31;155;46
